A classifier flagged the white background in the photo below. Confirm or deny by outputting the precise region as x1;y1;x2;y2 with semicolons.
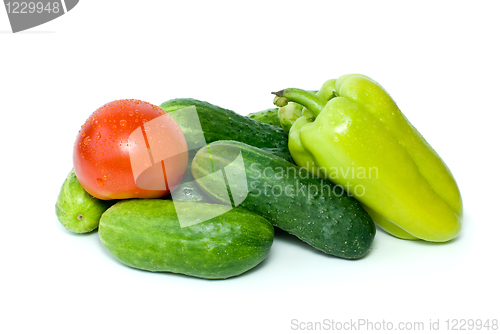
1;1;499;333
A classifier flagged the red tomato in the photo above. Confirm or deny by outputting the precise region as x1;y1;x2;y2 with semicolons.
73;99;188;200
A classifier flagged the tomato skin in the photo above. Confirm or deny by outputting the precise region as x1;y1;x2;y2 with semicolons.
73;99;188;200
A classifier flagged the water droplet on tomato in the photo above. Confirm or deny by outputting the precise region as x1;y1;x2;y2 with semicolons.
95;133;101;140
104;119;107;123
97;178;104;187
81;132;86;137
100;152;104;156
103;175;108;180
142;119;147;124
91;149;96;154
84;136;91;145
129;112;133;117
120;120;127;127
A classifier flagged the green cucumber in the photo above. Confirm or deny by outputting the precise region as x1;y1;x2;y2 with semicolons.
172;148;291;203
191;141;376;259
55;169;115;233
172;147;291;203
99;199;274;279
159;98;287;150
261;147;294;164
247;108;281;127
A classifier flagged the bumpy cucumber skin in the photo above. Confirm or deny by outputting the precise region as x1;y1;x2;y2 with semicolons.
247;108;281;127
192;141;376;259
56;169;114;233
159;99;287;149
98;199;274;279
260;147;294;163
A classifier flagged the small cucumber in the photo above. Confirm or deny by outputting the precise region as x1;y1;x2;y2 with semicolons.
247;108;281;127
159;98;287;150
191;141;375;259
55;169;115;233
98;199;274;279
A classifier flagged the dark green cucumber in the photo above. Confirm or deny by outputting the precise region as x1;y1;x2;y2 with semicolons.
172;147;291;202
260;147;294;163
56;169;115;233
191;141;375;259
99;199;274;279
247;108;281;127
159;98;287;150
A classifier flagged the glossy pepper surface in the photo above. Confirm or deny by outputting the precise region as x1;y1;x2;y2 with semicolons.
273;74;462;242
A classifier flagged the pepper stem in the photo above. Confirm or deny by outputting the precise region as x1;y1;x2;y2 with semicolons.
272;88;326;117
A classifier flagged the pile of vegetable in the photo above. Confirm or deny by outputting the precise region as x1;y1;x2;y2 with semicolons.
56;74;462;279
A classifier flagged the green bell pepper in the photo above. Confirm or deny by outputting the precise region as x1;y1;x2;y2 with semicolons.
273;74;462;242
